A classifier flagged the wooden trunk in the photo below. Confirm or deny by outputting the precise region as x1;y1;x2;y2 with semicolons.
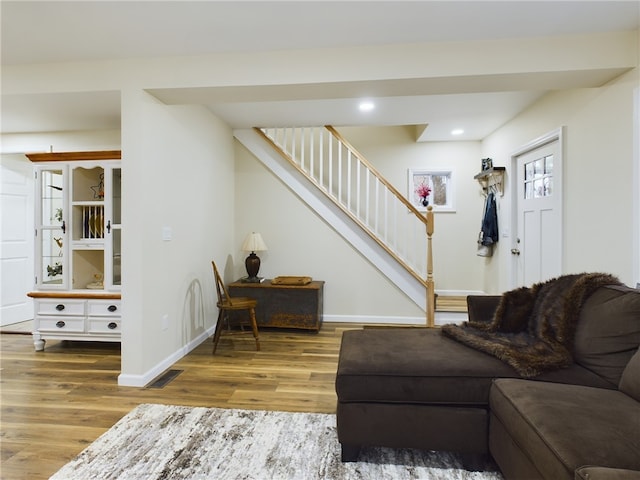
228;280;324;331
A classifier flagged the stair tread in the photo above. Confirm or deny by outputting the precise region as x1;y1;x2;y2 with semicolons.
436;295;467;312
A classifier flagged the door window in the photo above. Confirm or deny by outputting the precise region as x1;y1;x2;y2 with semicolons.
524;154;553;199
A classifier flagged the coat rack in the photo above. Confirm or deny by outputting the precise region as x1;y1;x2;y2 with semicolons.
474;166;505;196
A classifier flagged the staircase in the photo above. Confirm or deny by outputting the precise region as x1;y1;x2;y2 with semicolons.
234;126;435;326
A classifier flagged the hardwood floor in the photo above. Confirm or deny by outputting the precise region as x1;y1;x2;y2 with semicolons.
1;298;467;479
0;323;363;480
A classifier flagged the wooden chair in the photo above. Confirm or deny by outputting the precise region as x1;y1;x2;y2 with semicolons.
211;261;260;354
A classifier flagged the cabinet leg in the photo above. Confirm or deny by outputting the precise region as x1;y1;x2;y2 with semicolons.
33;334;45;352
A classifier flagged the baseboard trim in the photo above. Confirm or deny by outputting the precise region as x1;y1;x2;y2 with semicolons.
118;325;215;388
118;310;471;388
324;312;468;326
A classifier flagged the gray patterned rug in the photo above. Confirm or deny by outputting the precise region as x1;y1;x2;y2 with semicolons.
51;404;503;480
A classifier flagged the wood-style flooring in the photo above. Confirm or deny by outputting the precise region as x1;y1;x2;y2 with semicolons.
1;297;466;480
1;323;363;480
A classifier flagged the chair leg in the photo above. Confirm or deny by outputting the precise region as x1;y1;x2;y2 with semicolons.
249;307;260;351
212;309;224;354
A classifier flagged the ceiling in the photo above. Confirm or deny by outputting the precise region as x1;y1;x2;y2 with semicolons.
2;1;639;141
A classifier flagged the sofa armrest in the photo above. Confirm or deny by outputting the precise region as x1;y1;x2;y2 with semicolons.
466;295;501;324
575;467;640;480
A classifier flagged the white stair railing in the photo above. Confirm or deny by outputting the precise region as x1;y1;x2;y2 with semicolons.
256;126;435;326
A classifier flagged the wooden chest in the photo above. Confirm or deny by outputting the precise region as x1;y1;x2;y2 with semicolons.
228;279;324;331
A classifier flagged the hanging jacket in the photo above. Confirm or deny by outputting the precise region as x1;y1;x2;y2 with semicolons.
481;192;499;246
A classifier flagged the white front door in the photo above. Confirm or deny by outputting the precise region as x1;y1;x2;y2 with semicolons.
0;154;34;326
512;129;563;287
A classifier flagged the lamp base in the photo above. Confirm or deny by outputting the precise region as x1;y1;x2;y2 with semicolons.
241;276;264;283
245;252;261;279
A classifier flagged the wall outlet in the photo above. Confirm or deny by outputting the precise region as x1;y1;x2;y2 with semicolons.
161;314;169;331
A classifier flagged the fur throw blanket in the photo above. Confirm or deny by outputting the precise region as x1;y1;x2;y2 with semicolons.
441;273;621;377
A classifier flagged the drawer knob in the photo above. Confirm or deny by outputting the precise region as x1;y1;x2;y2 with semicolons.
55;304;65;311
55;320;66;328
108;322;118;330
107;305;118;312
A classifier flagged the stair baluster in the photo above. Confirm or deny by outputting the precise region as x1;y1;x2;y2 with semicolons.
257;126;435;326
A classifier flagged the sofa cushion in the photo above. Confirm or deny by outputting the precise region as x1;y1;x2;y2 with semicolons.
619;348;640;401
336;328;613;406
490;379;640;479
574;285;640;386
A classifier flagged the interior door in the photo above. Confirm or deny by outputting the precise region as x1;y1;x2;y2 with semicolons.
513;131;563;287
0;154;34;326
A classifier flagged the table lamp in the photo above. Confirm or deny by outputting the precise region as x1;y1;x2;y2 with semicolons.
242;232;268;282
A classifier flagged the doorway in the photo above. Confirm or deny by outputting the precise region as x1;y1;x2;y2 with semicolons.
0;154;34;326
510;128;564;288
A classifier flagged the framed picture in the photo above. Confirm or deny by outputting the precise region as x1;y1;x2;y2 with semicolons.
408;169;455;212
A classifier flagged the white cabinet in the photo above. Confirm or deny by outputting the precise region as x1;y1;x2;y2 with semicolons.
26;151;122;351
30;296;121;350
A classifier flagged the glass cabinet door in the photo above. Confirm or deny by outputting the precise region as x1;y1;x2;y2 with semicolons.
71;165;105;243
37;167;66;288
70;165;105;289
31;153;121;293
34;160;120;292
105;166;122;289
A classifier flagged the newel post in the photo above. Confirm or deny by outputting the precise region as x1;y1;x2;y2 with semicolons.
426;206;435;327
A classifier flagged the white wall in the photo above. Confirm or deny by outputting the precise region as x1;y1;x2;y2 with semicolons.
119;90;235;386
233;126;488;322
2;29;637;384
0;130;121;155
234;140;425;321
482;68;640;292
235;65;640;311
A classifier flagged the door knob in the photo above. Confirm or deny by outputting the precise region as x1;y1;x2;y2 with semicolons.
511;248;521;255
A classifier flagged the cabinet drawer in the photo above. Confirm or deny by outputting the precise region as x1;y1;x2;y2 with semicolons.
36;299;85;316
38;316;85;333
88;318;121;334
87;300;121;317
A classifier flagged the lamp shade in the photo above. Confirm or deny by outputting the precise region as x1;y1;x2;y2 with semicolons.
242;232;268;253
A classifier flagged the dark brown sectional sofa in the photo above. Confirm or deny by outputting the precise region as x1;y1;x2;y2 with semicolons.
335;283;640;479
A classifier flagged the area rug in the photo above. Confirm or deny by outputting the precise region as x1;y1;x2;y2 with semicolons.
51;404;503;480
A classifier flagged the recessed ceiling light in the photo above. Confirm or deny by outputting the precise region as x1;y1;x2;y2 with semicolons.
451;129;464;135
359;101;375;112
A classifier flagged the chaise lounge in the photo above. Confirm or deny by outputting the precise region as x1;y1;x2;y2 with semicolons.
335;273;640;479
